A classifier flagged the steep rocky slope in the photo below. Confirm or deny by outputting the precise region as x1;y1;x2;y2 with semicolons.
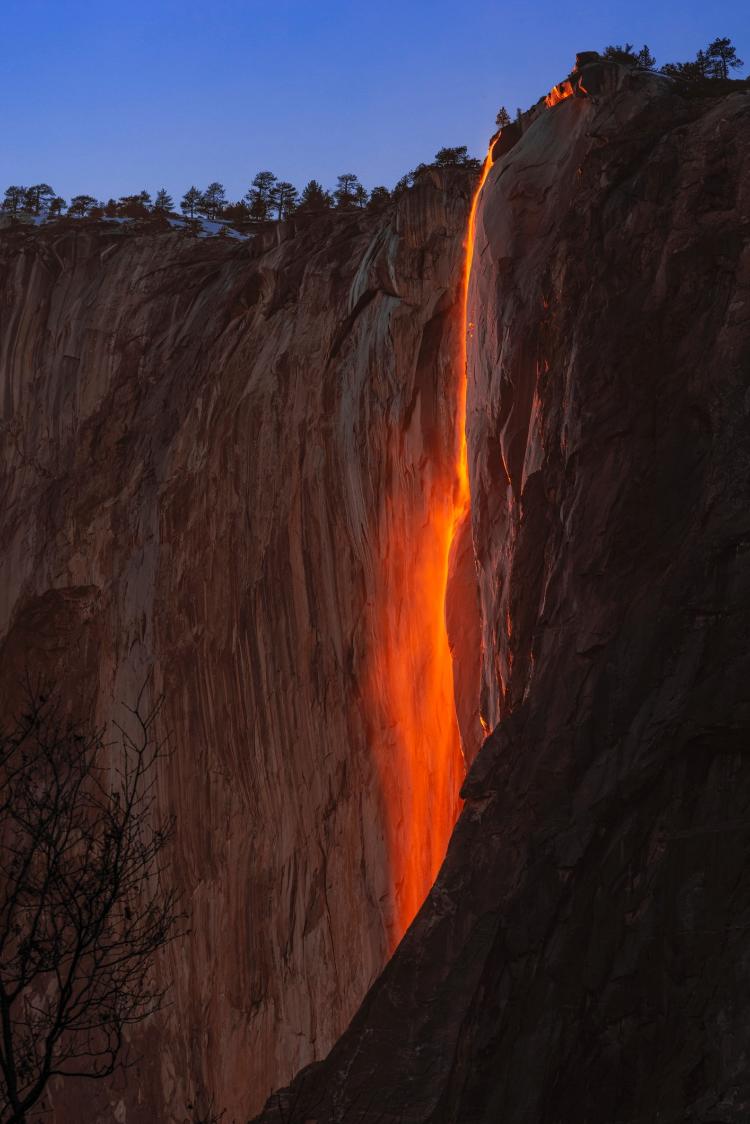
0;172;477;1121
255;63;750;1123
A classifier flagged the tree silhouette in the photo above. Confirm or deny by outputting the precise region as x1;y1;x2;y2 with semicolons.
434;146;469;166
199;182;226;220
495;106;511;128
297;180;332;211
367;185;391;209
602;42;637;63
661;55;705;80
269;180;298;220
662;38;743;81
67;195;98;217
221;200;251;224
47;197;66;219
433;146;480;170
353;182;368;208
154;189;174;211
0;689;181;1123
334;173;361;209
1;188;26;216
706;37;744;79
22;185;55;216
180;186;202;219
117;191;152;218
245;171;277;221
636;44;657;69
695;49;712;77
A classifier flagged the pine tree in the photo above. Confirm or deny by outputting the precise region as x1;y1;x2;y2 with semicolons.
636;44;657;69
706;37;744;79
23;184;55;215
180;186;202;218
47;196;66;218
661;39;744;83
67;194;97;217
269;180;298;220
434;146;470;166
495;106;511;128
297;180;333;211
2;186;27;215
154;188;174;211
353;182;369;208
245;171;277;222
200;182;226;219
334;173;361;208
368;185;391;209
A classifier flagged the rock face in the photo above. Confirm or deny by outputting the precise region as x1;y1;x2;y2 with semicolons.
254;66;750;1123
0;172;476;1121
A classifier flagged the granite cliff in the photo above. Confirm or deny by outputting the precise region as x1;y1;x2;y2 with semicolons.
0;170;476;1121
1;54;749;1124
254;59;750;1124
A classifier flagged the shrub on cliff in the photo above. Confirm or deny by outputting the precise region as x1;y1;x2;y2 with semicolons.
117;190;152;218
603;43;656;68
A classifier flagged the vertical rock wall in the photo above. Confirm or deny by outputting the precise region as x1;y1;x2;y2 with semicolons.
0;169;474;1121
254;66;750;1124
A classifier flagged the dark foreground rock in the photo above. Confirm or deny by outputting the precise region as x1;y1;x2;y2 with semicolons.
254;64;750;1124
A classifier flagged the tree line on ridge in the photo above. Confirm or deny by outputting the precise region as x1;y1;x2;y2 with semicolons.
493;36;744;127
0;148;480;227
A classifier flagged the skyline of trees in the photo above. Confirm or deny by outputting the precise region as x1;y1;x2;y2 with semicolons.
1;146;480;228
3;36;744;229
603;36;743;80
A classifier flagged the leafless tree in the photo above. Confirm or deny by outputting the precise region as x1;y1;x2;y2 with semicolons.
0;686;182;1123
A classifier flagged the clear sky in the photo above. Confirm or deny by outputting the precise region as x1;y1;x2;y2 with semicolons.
3;0;748;205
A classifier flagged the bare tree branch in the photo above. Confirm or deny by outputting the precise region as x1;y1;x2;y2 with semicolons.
0;686;184;1123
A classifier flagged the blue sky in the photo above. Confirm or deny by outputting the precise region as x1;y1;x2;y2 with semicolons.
3;0;748;204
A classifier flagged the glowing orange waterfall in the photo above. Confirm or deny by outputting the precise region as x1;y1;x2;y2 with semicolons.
369;147;495;945
460;146;494;508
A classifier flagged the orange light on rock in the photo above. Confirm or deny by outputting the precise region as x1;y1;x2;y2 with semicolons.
545;79;575;107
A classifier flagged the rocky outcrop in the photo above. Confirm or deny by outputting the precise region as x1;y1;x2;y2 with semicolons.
254;64;750;1123
0;171;476;1121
